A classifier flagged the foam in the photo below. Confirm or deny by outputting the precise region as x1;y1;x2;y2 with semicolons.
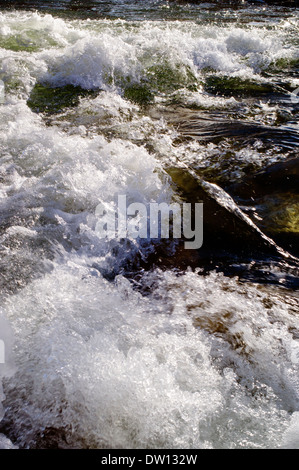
2;266;298;448
1;14;294;90
0;12;297;104
0;434;18;449
0;100;172;281
0;313;15;426
0;11;83;49
0;9;299;449
282;412;299;449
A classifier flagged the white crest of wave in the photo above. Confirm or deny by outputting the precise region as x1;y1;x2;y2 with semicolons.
1;265;298;448
0;12;297;102
30;18;294;90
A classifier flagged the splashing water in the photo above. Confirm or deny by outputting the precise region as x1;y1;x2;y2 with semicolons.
0;2;299;449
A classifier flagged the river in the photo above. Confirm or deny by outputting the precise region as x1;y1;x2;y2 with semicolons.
0;0;298;449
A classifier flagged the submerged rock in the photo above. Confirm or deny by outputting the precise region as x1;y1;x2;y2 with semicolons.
27;84;99;115
168;166;295;259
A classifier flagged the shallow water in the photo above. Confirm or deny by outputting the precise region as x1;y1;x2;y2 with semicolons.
0;0;298;449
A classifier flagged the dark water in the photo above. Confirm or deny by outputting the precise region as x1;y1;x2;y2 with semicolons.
1;0;298;19
0;0;298;450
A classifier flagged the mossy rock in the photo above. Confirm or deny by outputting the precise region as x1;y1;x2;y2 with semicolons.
266;57;299;74
124;84;154;105
259;196;299;235
27;83;99;115
146;63;198;93
205;76;275;97
0;36;39;52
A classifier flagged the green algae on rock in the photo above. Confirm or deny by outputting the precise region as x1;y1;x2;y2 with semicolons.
27;83;99;115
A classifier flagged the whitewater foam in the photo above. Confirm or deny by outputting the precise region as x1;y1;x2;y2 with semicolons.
0;9;299;449
1;265;298;448
1;12;297;101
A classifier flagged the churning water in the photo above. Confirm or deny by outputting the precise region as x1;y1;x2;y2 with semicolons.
0;0;298;449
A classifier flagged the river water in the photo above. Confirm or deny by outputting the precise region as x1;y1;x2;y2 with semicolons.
0;0;298;449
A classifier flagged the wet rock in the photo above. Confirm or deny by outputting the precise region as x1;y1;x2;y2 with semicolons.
27;84;99;115
229;158;299;198
228;158;299;257
167;166;294;260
